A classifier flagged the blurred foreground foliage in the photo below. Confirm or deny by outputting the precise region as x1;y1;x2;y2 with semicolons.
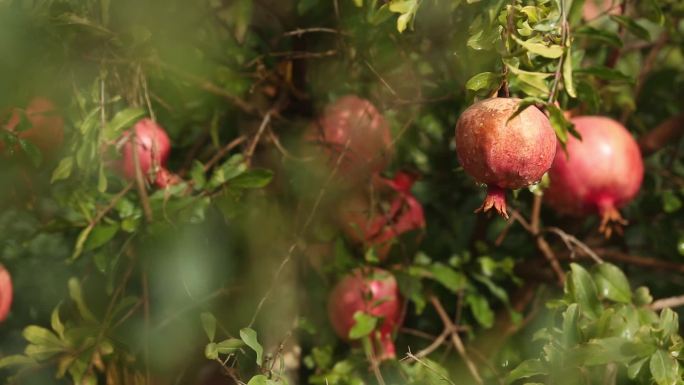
1;0;684;384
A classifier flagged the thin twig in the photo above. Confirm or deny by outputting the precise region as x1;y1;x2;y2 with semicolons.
650;295;684;311
403;351;457;385
283;27;344;37
545;226;603;263
204;135;248;172
429;296;484;385
414;328;451;358
245;110;273;166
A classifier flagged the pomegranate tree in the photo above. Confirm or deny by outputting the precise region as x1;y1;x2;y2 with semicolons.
0;265;12;322
455;98;556;218
545;116;644;236
327;268;402;360
337;172;425;260
119;118;179;188
4;97;65;156
308;95;393;183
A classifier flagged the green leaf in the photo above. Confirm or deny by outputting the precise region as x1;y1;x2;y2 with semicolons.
506;359;546;383
104;108;145;141
240;327;264;366
466;294;494;328
593;263;632;303
205;342;218;360
649;350;678;385
563;45;577;98
506;64;552;97
465;72;503;95
574;26;622;47
70;225;93;261
546;103;573;144
68;278;97;323
230;169;274;189
22;326;63;347
628;357;649;379
83;222;119;252
209;154;247;189
51;156;74;183
247;375;276;385
429;263;467;292
566;263;601;319
575;66;633;83
18;139;42;167
561;304;580;347
190;161;207;190
633;286;653;306
571;337;633;366
610;15;650;40
662;191;682;213
215;338;245;354
0;355;36;369
349;312;378;339
677;237;684;257
51;305;65;340
201;312;216;342
659;308;678;339
512;35;563;58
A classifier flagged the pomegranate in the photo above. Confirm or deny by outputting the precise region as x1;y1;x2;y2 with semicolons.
338;172;425;260
0;265;12;322
119;118;177;188
307;96;393;183
327;268;402;360
545;116;644;237
455;98;556;218
3;97;65;156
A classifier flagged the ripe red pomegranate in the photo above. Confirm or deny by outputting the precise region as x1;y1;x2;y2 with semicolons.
0;265;12;322
327;268;402;360
119;119;179;188
545;116;644;237
338;172;425;260
308;96;393;183
3;97;65;156
455;98;556;218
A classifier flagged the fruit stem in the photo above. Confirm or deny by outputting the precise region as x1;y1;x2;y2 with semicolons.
475;185;509;219
598;200;627;238
375;332;396;361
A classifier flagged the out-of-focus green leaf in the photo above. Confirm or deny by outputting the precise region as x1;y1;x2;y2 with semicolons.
51;156;74;183
230;169;273;189
201;312;216;342
649;350;678;385
349;312;377;339
593;263;631;303
104;108;145;141
240;328;264;366
610;15;650;40
567;263;601;319
506;359;546;383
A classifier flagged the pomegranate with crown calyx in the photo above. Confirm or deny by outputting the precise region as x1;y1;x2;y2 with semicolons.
0;265;12;322
545;116;644;237
119;118;173;187
307;95;393;184
327;268;402;361
455;98;556;218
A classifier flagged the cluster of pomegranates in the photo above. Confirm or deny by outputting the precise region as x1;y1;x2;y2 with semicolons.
310;96;422;360
455;97;644;236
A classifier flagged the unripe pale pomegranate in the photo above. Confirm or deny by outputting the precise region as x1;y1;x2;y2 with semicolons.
338;172;425;260
4;97;65;156
327;268;402;360
119;119;173;188
455;98;556;218
583;0;619;21
545;116;644;237
308;96;393;183
0;265;13;322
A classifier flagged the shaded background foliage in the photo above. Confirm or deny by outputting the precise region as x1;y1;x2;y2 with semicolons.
0;0;684;384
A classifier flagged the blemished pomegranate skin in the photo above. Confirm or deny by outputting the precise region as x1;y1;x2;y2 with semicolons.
309;96;393;182
0;265;13;322
545;116;644;236
327;268;402;360
120;119;172;186
455;98;556;218
4;97;65;155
